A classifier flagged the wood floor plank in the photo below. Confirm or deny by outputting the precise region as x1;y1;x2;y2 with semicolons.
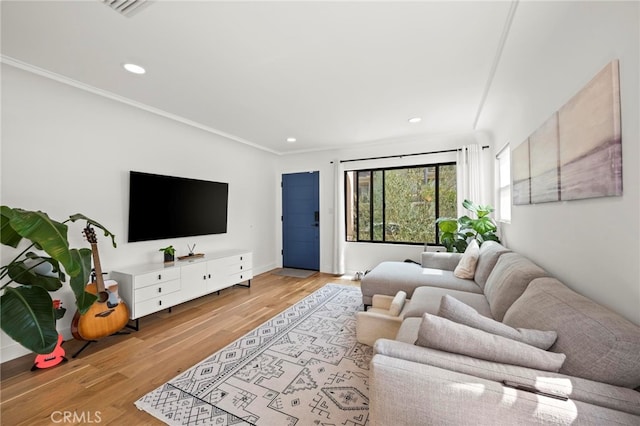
0;271;358;425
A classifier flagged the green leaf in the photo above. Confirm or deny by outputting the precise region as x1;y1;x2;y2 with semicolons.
481;233;500;243
68;214;117;248
25;252;65;282
7;209;78;277
462;199;477;213
0;286;58;354
6;260;63;291
476;204;495;218
473;217;497;234
436;218;458;233
454;239;469;253
0;206;22;248
458;216;473;227
69;248;97;313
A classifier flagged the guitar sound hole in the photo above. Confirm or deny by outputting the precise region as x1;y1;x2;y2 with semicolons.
97;291;109;303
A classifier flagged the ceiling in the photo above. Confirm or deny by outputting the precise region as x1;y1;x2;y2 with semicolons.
1;1;517;155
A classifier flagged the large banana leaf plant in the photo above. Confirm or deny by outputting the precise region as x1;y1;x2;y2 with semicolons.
0;206;116;354
436;199;500;253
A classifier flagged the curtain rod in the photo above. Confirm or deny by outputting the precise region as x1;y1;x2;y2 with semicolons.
334;145;489;164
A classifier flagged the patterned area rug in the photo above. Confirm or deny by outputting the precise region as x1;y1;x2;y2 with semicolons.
136;284;372;425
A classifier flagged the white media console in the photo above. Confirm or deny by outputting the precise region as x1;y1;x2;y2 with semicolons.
111;249;252;328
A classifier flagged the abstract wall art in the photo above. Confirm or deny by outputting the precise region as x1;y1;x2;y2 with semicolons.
530;112;560;203
558;60;622;201
512;60;622;205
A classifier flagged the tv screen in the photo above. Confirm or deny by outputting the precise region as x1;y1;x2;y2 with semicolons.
128;171;228;242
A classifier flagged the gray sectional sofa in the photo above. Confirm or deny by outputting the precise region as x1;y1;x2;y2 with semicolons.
360;241;640;425
360;241;510;306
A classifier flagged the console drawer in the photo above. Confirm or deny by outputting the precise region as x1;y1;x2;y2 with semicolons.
134;296;174;318
134;268;180;289
135;279;181;301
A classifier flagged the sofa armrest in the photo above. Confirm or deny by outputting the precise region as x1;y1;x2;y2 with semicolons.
421;252;462;271
355;312;403;346
373;339;640;417
370;354;640;425
371;294;394;310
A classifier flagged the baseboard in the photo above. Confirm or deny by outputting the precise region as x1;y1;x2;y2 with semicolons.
0;327;73;364
254;262;277;276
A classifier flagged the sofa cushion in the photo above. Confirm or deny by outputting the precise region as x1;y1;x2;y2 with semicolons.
415;313;566;372
404;286;492;319
421;252;463;271
395;317;421;344
454;239;480;279
373;339;640;418
438;295;557;349
473;241;510;290
361;261;483;305
503;277;640;388
483;253;548;321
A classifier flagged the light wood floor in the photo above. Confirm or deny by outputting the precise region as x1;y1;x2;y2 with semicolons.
0;271;358;425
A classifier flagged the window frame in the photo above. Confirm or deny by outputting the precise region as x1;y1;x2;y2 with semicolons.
344;161;456;245
495;143;512;223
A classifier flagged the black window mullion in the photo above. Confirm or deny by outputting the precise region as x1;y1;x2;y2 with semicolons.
355;172;360;241
382;170;386;242
369;171;374;241
434;165;440;246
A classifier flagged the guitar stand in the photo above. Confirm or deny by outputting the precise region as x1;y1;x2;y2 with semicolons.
71;330;130;358
31;356;68;371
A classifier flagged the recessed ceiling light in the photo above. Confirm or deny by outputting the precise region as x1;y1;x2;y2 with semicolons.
286;137;297;143
123;63;146;74
408;117;422;124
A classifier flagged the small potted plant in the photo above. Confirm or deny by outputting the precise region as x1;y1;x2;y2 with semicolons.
159;245;176;262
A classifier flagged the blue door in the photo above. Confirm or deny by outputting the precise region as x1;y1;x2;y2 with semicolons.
282;171;319;270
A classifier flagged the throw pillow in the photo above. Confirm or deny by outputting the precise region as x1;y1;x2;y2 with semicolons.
388;291;407;317
416;313;566;372
438;295;557;349
453;239;480;279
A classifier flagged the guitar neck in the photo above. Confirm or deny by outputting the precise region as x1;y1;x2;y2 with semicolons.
90;242;106;293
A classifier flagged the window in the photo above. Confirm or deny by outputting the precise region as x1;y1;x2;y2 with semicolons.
345;163;457;244
496;145;511;222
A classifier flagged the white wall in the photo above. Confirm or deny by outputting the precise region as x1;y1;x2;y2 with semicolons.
478;1;640;325
0;64;279;361
276;132;483;275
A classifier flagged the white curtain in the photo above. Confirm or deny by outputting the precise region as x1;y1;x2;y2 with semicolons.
332;160;345;275
456;144;487;216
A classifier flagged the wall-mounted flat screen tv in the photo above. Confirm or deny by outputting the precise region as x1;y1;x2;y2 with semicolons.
128;171;229;242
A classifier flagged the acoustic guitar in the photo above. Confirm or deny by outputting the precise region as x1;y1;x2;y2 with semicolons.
71;226;129;341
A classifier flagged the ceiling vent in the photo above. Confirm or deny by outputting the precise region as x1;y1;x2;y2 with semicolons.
102;0;150;17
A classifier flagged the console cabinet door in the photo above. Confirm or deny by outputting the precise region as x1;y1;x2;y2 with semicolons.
180;261;209;302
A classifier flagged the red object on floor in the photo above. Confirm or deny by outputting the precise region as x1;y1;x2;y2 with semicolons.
32;334;67;370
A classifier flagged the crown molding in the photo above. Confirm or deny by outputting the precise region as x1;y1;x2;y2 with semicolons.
1;55;280;156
